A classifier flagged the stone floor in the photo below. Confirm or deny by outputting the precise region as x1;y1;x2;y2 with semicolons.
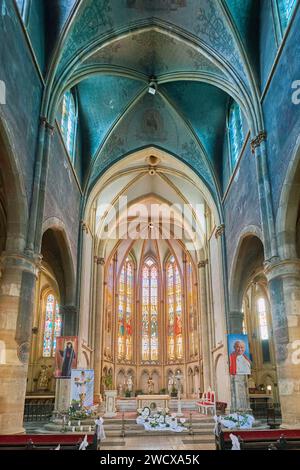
99;435;215;450
24;413;216;450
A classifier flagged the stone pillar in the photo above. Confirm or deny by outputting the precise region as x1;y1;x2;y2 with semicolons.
54;379;71;413
229;310;251;412
198;260;211;391
93;256;105;404
265;259;300;428
0;251;39;434
251;133;278;260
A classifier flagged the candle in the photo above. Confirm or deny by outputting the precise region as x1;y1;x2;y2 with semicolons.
89;426;91;432
72;426;75;433
80;426;83;431
78;420;81;426
68;421;71;427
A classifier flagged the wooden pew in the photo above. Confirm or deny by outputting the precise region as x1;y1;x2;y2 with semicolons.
0;434;95;450
216;429;300;450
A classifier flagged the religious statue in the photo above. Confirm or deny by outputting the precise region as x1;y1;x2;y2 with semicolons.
127;375;133;393
168;376;174;395
37;364;50;391
147;376;154;394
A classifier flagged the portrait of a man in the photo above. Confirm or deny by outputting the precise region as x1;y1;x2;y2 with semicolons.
55;336;78;378
228;334;251;376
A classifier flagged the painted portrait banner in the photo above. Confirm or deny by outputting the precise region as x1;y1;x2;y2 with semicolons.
54;336;78;378
71;369;94;407
228;334;251;376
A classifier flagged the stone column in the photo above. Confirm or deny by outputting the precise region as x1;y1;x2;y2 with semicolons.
93;256;105;404
0;251;40;434
265;259;300;428
198;260;211;391
229;310;251;412
251;133;278;260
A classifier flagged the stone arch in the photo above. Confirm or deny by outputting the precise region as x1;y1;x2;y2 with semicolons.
276;136;300;259
41;222;76;305
229;228;265;311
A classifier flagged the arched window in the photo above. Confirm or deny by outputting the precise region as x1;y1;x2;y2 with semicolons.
228;100;244;169
16;0;30;22
60;91;77;162
141;258;159;362
167;255;183;361
257;297;269;340
277;0;296;34
257;297;271;363
42;293;61;357
117;257;134;361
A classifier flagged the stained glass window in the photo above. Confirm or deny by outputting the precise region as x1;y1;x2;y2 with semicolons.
277;0;296;33
142;258;159;362
61;91;76;162
228;101;244;169
42;294;61;357
15;0;29;20
167;256;183;361
118;257;133;361
257;297;269;340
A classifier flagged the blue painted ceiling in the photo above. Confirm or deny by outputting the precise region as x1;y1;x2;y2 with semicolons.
43;0;262;198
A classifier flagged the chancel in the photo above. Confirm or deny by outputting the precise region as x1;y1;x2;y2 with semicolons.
0;0;300;452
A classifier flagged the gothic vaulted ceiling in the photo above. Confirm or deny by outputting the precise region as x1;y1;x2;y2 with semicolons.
45;0;261;202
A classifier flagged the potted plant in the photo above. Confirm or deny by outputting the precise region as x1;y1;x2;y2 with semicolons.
171;386;177;398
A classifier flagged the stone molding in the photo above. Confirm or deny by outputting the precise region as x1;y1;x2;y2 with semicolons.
264;258;300;281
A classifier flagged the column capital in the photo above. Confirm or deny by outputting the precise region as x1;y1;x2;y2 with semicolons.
264;258;300;281
198;259;208;269
40;116;55;135
0;250;42;275
215;224;225;239
80;220;90;234
250;131;267;154
94;256;105;265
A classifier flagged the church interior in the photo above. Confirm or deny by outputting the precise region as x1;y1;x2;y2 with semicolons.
0;0;300;451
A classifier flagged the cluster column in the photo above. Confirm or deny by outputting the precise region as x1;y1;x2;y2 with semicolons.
0;251;40;434
198;259;212;391
265;259;300;427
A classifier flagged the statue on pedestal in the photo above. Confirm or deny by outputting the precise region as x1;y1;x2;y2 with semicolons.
147;376;154;394
127;375;133;394
168;376;174;395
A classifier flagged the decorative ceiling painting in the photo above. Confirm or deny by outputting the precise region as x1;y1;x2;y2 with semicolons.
46;1;262;203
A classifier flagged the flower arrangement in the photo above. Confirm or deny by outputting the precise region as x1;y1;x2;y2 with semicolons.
219;413;254;429
136;407;186;432
61;402;99;421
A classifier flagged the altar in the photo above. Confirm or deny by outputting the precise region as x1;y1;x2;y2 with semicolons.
136;395;170;413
